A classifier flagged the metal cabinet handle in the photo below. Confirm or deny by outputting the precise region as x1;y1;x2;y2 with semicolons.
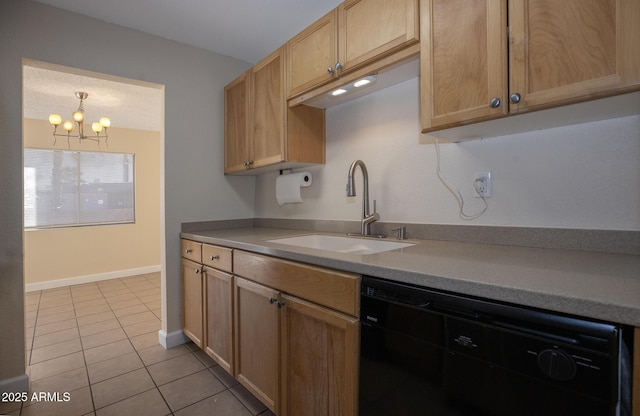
195;268;201;274
184;249;192;254
335;62;343;71
510;93;522;104
243;160;254;167
269;297;278;304
210;255;220;261
490;97;501;108
277;300;285;308
327;67;334;74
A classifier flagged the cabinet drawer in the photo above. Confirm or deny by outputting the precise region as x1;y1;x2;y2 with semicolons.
181;239;202;263
202;244;233;273
234;250;360;317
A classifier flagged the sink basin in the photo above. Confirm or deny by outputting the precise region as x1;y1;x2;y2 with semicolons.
266;234;415;255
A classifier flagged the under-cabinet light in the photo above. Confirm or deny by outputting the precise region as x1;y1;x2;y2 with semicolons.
353;76;376;88
331;88;348;96
328;75;377;98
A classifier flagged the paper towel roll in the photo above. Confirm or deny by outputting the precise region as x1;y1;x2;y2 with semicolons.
276;172;312;205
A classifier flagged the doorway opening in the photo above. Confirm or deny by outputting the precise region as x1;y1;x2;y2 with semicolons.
22;59;166;351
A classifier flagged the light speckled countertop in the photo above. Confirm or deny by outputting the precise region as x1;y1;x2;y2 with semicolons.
181;227;640;327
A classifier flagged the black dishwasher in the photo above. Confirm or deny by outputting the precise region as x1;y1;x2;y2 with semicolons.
359;276;632;416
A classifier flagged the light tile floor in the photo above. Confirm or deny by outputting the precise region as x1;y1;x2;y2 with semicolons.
1;273;275;416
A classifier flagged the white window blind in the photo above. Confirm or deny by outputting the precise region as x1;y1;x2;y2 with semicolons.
24;149;135;229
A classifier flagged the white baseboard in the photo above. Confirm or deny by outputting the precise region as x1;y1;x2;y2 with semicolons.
25;265;162;292
0;373;29;394
158;329;188;349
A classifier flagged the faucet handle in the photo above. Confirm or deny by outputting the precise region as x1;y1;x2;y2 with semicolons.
371;200;380;221
392;226;406;240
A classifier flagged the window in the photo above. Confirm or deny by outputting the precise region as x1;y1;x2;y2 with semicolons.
24;149;135;229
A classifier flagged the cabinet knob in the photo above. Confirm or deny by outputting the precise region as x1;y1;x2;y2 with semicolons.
184;249;192;254
195;268;201;274
277;300;285;308
335;62;343;71
243;160;254;167
327;67;334;74
489;97;501;108
510;93;522;104
269;297;278;304
210;255;220;261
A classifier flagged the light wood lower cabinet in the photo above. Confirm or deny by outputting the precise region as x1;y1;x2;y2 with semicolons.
181;257;204;348
233;251;360;416
280;294;359;416
181;239;234;369
234;277;280;412
204;267;234;374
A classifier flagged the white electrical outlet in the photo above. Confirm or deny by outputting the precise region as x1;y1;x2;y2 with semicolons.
474;172;492;198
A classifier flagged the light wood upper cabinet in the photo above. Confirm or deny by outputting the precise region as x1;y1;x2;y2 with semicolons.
287;10;338;99
508;0;640;113
420;0;507;130
234;276;280;413
339;0;419;71
280;294;359;416
224;69;251;173
252;48;286;169
225;47;325;175
421;0;640;133
287;0;419;98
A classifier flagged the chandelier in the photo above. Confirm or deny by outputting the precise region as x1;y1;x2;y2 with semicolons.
48;92;111;147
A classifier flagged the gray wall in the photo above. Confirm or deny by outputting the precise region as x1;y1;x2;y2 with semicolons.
0;0;254;387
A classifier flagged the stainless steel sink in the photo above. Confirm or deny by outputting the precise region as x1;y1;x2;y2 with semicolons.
266;234;415;255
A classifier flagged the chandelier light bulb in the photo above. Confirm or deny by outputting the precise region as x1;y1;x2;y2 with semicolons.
92;122;103;133
99;117;111;128
63;120;74;132
49;114;62;126
72;111;84;123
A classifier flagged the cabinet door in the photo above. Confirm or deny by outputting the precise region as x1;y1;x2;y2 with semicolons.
420;0;508;131
204;268;234;375
234;277;280;413
252;47;286;169
181;258;203;348
224;69;251;174
339;0;419;72
287;9;338;98
280;294;359;416
508;0;640;113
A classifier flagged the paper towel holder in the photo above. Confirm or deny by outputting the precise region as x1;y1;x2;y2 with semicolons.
280;169;310;183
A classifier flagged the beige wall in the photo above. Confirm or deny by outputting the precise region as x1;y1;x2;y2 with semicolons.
23;118;161;286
